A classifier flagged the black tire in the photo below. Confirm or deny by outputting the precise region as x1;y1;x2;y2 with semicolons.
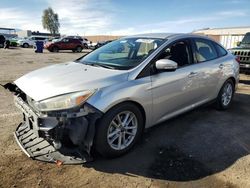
83;43;88;49
216;79;235;110
72;49;76;53
52;46;59;52
95;102;144;158
23;43;29;48
76;46;83;52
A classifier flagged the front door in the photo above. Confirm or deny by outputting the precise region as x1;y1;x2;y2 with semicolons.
150;39;204;124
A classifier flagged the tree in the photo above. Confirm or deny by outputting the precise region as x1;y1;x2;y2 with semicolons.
42;7;60;35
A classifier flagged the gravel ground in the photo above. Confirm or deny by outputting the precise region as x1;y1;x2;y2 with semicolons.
0;47;250;188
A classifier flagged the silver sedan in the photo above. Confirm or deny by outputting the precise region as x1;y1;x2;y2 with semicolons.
4;33;239;164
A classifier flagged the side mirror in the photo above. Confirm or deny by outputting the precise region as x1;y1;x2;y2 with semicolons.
236;41;241;47
155;59;178;71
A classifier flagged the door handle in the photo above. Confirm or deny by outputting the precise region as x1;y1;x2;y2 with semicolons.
219;64;224;69
188;72;198;78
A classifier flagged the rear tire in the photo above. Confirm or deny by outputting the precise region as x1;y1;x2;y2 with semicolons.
76;46;83;52
95;103;144;158
216;79;235;110
83;43;88;49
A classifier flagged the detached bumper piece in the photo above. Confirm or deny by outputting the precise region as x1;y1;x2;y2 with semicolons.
14;122;88;164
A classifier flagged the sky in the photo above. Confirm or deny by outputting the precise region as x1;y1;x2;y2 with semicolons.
0;0;249;36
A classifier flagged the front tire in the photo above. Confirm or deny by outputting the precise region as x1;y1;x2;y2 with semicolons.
216;79;235;110
95;103;144;158
23;43;29;48
52;46;59;52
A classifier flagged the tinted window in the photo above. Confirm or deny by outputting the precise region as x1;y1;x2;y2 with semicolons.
214;43;227;57
62;38;70;43
194;39;217;62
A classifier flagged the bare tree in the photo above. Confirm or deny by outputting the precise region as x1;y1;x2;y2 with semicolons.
42;7;60;35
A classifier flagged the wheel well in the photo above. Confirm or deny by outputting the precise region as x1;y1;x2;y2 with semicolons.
51;45;59;51
107;101;146;128
227;77;236;87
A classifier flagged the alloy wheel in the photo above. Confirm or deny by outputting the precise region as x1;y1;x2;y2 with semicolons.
107;111;138;150
221;83;233;106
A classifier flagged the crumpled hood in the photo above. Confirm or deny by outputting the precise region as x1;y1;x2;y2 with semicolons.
14;62;128;101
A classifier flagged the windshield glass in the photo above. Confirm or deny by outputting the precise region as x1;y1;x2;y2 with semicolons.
77;37;165;70
242;33;250;44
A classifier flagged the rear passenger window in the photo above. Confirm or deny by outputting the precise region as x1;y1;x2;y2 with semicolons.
214;43;227;57
194;39;218;62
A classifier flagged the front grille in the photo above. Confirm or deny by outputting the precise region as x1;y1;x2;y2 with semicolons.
232;50;250;63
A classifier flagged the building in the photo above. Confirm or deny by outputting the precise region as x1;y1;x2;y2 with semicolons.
17;30;60;38
193;26;250;49
84;35;122;43
0;27;17;39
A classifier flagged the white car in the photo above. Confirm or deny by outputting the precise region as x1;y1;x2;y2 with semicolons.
17;38;34;48
18;37;48;48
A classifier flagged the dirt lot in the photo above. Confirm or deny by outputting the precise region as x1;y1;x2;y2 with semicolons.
0;48;250;188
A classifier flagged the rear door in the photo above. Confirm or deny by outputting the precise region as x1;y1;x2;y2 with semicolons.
71;39;79;49
191;38;222;100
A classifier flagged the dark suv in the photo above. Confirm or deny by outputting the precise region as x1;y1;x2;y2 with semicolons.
44;38;85;52
230;32;250;73
0;35;5;48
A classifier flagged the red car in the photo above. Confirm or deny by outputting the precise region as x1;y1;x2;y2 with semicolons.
44;38;85;52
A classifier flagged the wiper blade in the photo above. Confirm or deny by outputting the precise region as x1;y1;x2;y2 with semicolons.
88;63;115;69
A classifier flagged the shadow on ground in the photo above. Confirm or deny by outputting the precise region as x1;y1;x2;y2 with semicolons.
85;93;250;181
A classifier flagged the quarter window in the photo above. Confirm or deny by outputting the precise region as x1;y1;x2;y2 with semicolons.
214;43;227;57
194;39;217;62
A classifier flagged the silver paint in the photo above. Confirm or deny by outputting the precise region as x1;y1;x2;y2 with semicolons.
14;33;240;129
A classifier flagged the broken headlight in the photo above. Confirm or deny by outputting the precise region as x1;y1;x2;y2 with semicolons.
34;90;95;112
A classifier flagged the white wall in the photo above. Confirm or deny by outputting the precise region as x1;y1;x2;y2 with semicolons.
220;35;244;49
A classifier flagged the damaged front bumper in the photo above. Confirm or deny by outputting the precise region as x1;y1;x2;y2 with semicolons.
6;84;102;164
14;122;85;164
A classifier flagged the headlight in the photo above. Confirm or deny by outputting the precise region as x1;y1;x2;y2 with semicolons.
34;90;95;112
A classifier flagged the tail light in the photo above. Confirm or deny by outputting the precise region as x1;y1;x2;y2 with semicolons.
235;56;240;63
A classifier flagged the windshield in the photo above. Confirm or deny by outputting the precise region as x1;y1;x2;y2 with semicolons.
77;37;165;70
242;33;250;44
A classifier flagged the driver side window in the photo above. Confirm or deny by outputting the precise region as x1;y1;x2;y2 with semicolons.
155;40;193;68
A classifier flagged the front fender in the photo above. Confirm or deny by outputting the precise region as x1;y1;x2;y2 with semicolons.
87;77;153;128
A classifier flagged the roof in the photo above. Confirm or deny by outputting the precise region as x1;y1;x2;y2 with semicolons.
124;33;183;39
31;31;60;37
0;27;16;31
